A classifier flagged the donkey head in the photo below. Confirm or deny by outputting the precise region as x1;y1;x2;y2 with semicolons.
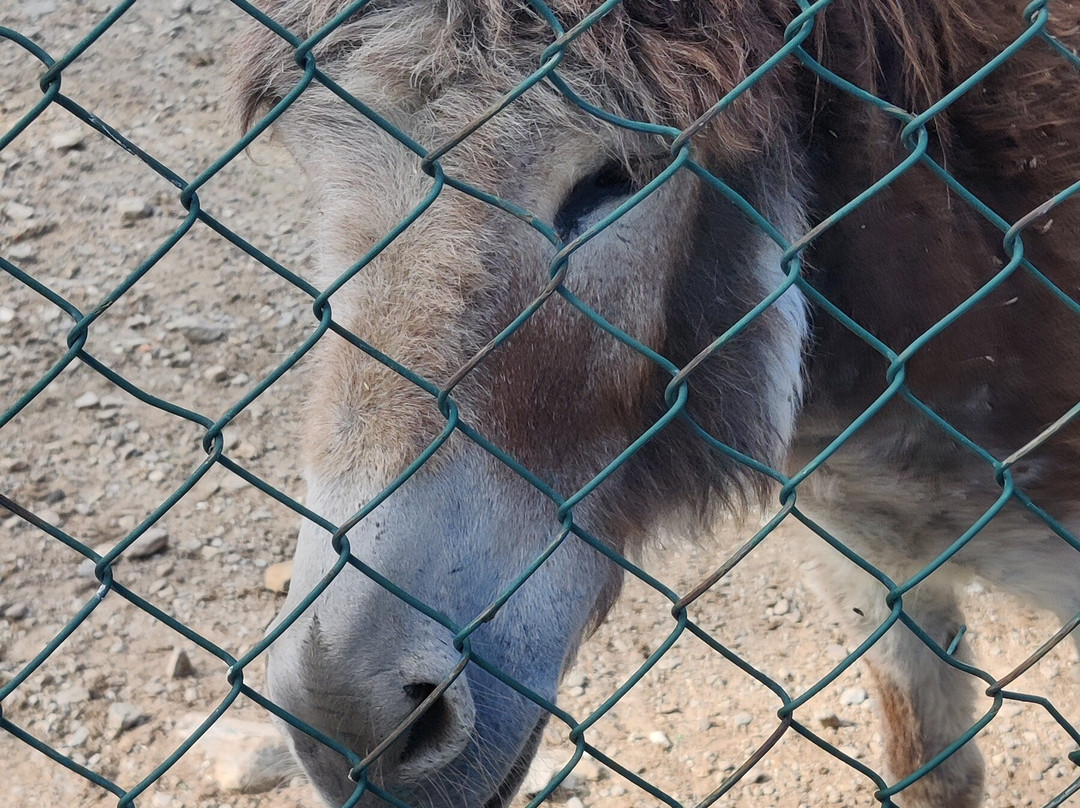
234;0;806;804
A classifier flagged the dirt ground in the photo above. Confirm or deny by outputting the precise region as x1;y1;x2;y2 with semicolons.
1;2;1078;808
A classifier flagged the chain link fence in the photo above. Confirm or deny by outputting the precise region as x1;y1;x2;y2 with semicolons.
3;0;1080;806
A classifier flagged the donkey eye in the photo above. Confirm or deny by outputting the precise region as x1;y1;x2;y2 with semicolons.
553;161;636;241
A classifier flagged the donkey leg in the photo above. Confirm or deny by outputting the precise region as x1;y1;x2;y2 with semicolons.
816;559;985;808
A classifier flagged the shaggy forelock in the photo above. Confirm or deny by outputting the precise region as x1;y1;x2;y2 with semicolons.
232;0;801;159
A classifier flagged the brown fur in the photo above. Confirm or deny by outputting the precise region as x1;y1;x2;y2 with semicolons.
867;662;984;808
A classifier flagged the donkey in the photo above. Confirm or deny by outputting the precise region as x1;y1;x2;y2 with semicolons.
231;0;1080;805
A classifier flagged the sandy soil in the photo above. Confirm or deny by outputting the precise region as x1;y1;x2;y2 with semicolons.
2;2;1078;807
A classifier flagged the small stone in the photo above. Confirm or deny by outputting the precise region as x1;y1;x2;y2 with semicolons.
167;647;196;679
191;476;220;501
129;527;169;559
55;686;91;706
648;730;672;749
733;712;754;728
176;538;202;554
0;307;14;324
772;598;790;616
10;220;54;242
8;243;36;262
221;475;247;492
118;197;151;224
176;713;292;793
565;798;584;808
107;702;146;736
4;201;35;221
573;756;601;783
656;654;682;671
23;0;58;15
203;365;228;383
166;315;224;345
51;130;86;151
840;687;867;706
565;670;587;689
3;602;29;620
263;561;293;594
67;724;91;747
200;545;223;561
74;392;100;409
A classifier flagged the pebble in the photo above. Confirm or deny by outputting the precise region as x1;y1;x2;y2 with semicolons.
166;315;224;345
204;365;228;382
772;598;790;616
74;392;100;409
51;130;86;151
3;602;29;620
39;509;61;525
23;0;58;15
263;560;293;594
107;702;146;736
118;196;152;224
191;477;221;501
565;670;587;688
167;647;196;679
4;201;35;221
733;711;754;728
573;756;601;783
839;687;867;706
648;730;672;749
0;306;14;324
55;686;91;706
67;724;91;748
178;537;203;553
221;475;247;492
129;527;169;559
175;713;292;793
8;243;37;261
656;654;682;671
565;798;584;808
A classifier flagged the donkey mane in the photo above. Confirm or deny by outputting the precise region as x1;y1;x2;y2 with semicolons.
235;0;1079;158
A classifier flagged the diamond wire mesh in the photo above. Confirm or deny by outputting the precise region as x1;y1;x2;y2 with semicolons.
2;0;1080;806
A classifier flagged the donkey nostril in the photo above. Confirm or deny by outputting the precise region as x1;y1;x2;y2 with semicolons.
399;682;454;766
